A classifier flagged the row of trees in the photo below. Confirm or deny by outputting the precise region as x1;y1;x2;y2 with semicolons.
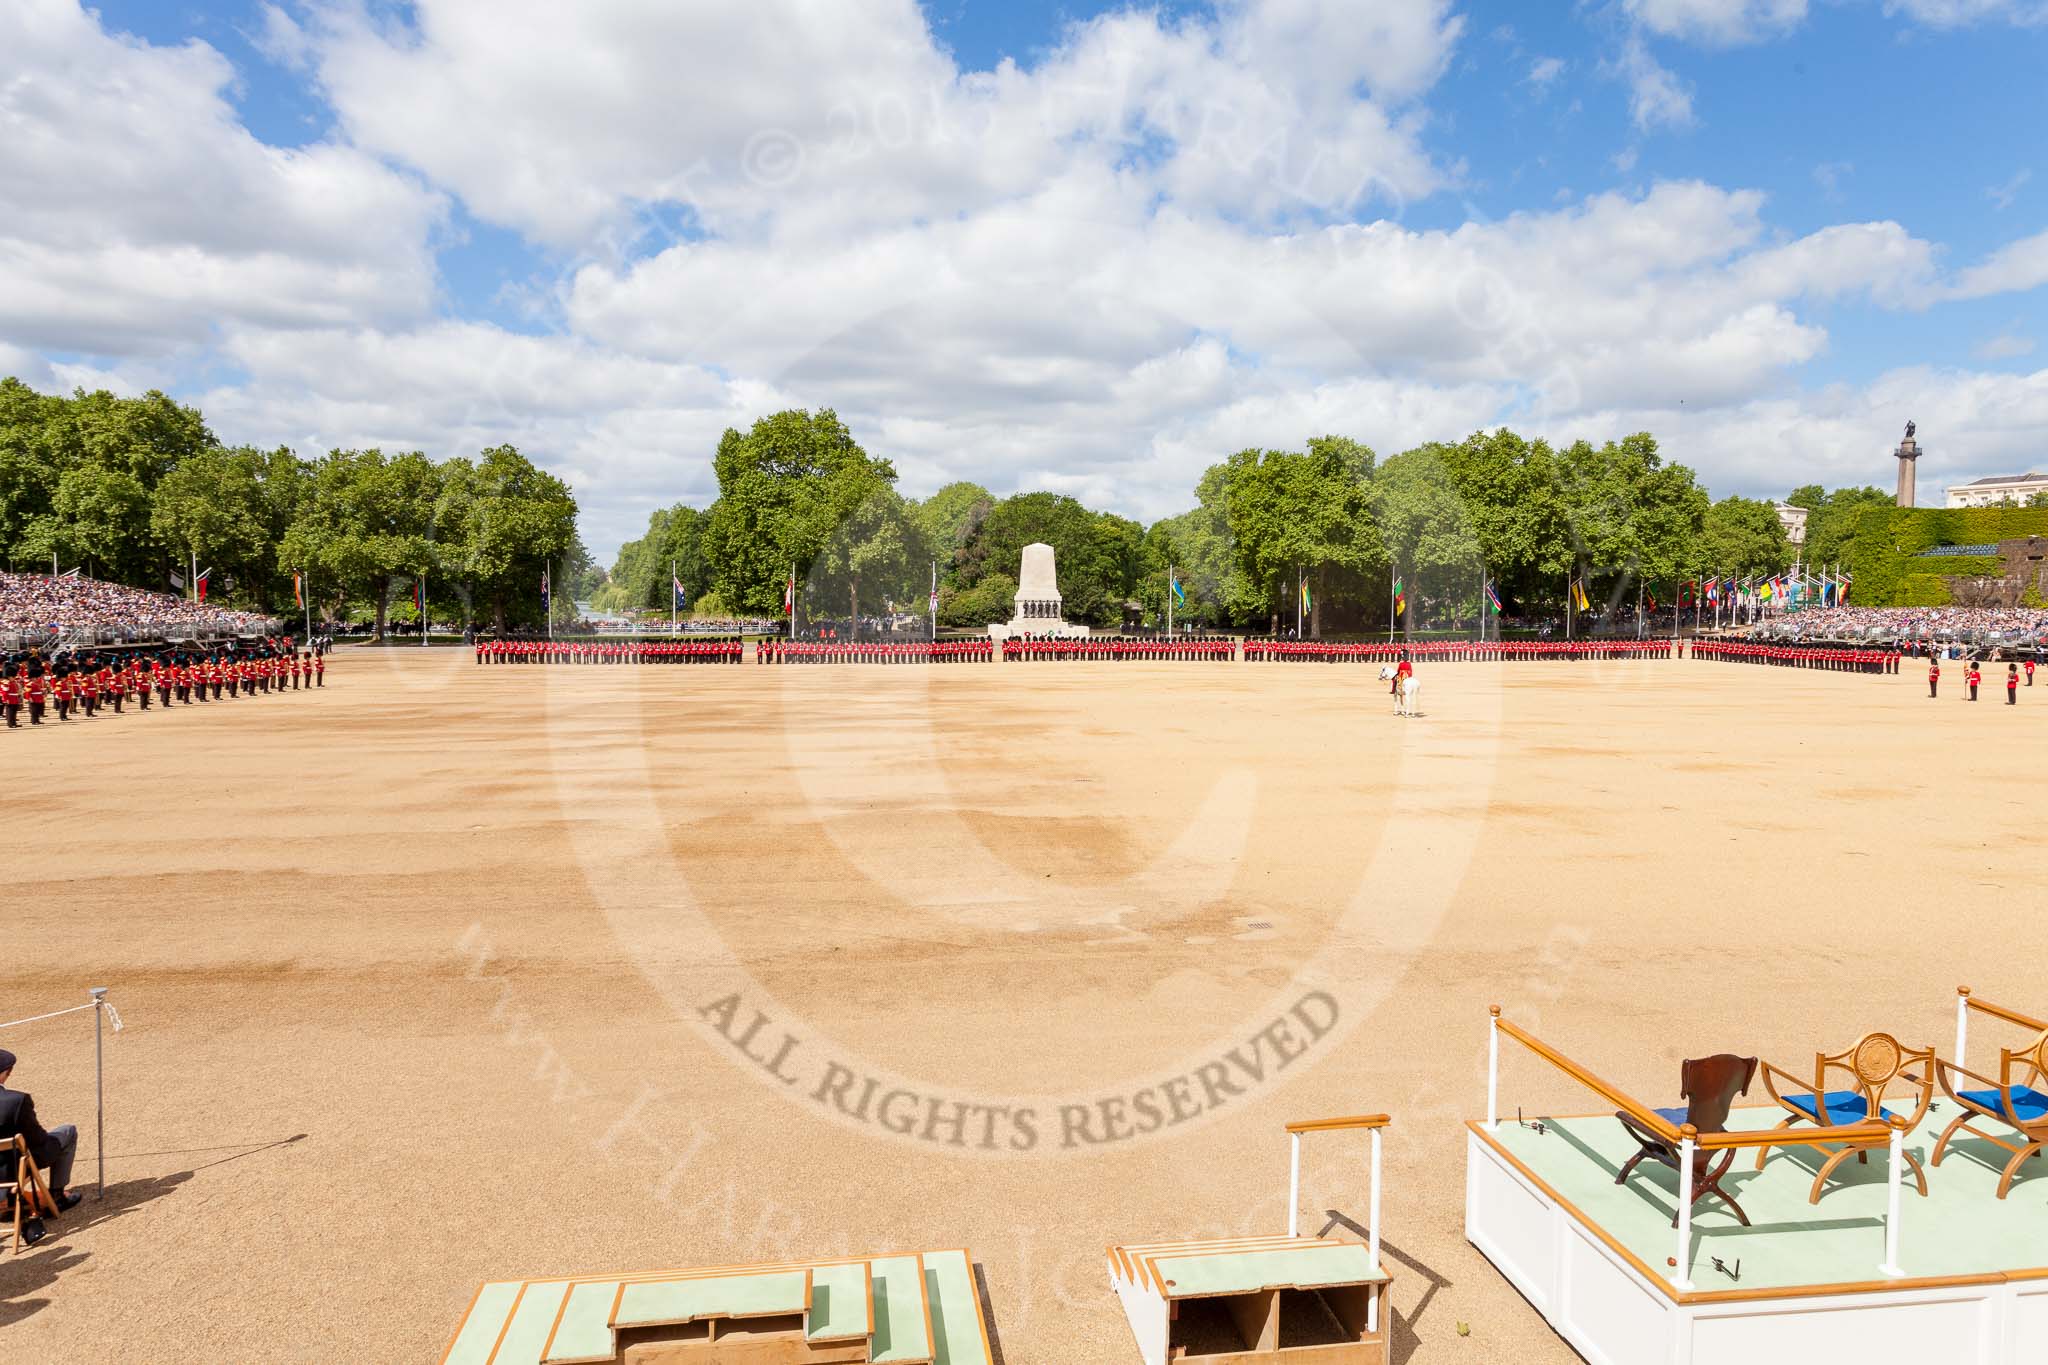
600;410;1806;634
0;380;588;636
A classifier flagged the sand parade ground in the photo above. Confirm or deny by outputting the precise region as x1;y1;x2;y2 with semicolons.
2;648;2042;1362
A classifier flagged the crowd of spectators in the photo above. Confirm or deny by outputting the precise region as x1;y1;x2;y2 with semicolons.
0;572;279;645
1770;605;2048;640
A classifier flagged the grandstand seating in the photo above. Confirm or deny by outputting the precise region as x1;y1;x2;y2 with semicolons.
1915;544;2000;558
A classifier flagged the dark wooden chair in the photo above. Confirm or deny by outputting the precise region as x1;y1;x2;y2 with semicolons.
1614;1054;1759;1227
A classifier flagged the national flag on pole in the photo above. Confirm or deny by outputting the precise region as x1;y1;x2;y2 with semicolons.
1300;577;1312;616
784;570;795;615
1170;568;1185;605
414;578;425;614
196;567;212;602
1572;578;1590;612
1839;574;1851;604
1760;578;1775;603
1485;581;1503;614
1645;587;1657;612
293;570;305;607
673;574;688;611
1393;575;1406;617
540;567;551;613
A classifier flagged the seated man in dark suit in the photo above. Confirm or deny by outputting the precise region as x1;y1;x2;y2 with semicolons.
0;1048;83;1214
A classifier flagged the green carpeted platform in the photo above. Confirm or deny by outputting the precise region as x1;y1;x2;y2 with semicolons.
1482;1102;2048;1291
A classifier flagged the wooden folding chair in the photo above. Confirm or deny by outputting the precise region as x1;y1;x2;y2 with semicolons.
2;1133;59;1254
1756;1031;1934;1204
1614;1054;1759;1226
1932;1026;2048;1198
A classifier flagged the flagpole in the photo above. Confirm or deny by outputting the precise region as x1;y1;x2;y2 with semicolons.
420;571;429;647
1566;571;1573;643
303;569;312;645
929;559;937;643
1167;563;1174;638
788;564;796;640
670;557;678;636
190;548;198;603
1294;564;1302;638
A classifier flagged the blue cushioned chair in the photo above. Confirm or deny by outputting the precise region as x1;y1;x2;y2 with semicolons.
1932;1027;2048;1199
1756;1032;1934;1204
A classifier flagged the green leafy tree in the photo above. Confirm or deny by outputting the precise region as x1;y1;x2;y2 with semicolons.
152;447;275;602
703;409;896;622
1225;438;1382;635
1699;496;1794;578
915;482;995;582
1796;485;1895;574
445;445;578;631
961;492;1132;625
281;449;444;639
1376;447;1482;627
813;486;924;628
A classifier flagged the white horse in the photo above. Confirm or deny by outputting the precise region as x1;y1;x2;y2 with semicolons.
1377;664;1420;716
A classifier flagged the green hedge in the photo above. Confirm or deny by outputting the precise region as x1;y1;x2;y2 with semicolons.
1905;555;2002;575
1893;574;1953;607
1848;507;2048;605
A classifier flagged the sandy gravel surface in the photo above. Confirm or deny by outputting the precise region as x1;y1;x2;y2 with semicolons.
1;647;2041;1363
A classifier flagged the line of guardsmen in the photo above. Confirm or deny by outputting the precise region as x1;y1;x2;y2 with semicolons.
762;639;995;663
2;643;324;729
1001;636;1231;661
1686;640;1900;674
474;639;743;664
1243;638;1671;662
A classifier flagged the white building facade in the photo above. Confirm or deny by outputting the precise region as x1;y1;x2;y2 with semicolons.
1773;502;1808;545
1947;473;2048;508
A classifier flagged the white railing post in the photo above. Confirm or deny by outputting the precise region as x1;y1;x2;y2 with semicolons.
1367;1127;1383;1270
1880;1123;1905;1277
1955;986;1971;1074
1287;1132;1302;1239
1671;1129;1697;1291
1487;1006;1501;1130
1367;1127;1384;1332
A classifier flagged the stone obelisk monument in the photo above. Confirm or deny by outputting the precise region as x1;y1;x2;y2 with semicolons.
988;541;1089;640
1894;420;1920;508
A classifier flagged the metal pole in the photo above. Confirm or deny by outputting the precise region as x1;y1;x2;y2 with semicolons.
930;559;937;643
1167;563;1174;638
303;569;312;646
190;548;198;603
420;572;429;646
1294;564;1302;638
91;986;106;1198
670;558;677;636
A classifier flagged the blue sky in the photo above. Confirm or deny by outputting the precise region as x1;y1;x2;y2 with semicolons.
5;0;2045;558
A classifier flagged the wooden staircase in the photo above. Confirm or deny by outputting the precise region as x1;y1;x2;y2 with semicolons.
439;1249;993;1365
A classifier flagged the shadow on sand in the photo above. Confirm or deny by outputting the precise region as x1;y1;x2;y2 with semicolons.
0;1133;307;1329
